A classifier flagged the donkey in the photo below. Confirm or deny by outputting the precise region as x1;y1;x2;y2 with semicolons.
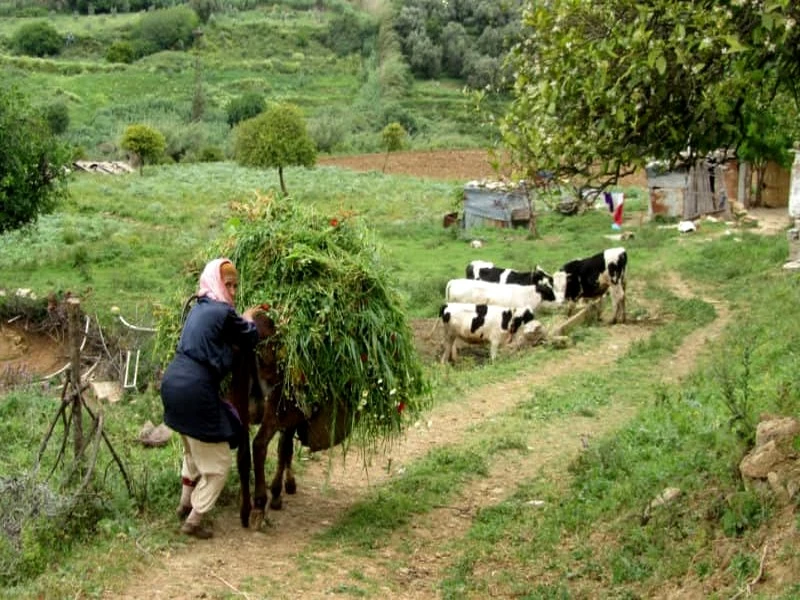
227;311;353;528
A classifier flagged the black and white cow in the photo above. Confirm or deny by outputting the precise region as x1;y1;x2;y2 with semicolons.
466;260;554;289
446;277;557;311
552;247;627;323
439;302;535;363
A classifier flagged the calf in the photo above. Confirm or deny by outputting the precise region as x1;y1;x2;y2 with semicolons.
439;302;535;363
466;260;554;289
446;278;556;311
552;247;627;323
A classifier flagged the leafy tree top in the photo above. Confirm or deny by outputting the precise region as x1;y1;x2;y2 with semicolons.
234;103;317;171
0;86;70;234
501;0;800;188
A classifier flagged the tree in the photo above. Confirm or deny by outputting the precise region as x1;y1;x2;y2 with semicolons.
381;122;407;172
12;21;63;57
225;92;265;128
233;103;317;196
120;124;166;174
501;0;800;196
0;87;70;234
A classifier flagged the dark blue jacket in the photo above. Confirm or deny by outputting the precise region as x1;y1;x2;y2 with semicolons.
160;297;259;446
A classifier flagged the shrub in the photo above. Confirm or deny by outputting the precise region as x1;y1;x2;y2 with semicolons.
198;145;224;162
106;40;136;63
225;92;265;128
134;6;199;52
307;108;349;154
189;0;219;24
324;10;377;56
41;101;70;135
120;123;166;174
12;21;63;57
381;102;417;135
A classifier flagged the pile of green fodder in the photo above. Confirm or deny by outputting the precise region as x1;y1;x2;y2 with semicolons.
155;192;431;451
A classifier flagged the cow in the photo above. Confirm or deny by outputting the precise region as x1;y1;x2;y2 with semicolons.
466;260;554;290
439;302;535;363
228;311;353;529
552;247;627;324
445;277;557;311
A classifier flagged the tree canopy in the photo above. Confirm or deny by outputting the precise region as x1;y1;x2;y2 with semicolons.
120;124;166;174
501;0;800;190
0;87;70;234
233;103;317;197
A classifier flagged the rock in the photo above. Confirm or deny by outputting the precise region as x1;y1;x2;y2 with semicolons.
739;416;800;506
89;381;123;404
138;421;173;447
755;416;800;448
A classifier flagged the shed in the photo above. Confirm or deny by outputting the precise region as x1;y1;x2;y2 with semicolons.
646;159;730;220
462;180;531;229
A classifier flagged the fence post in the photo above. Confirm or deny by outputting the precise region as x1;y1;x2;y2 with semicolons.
67;297;83;460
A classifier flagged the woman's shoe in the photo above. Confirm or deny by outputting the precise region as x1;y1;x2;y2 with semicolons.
180;521;213;539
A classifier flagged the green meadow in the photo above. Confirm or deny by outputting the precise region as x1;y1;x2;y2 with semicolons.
2;160;800;598
2;1;800;598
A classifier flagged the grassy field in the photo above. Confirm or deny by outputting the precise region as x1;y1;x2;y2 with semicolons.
0;4;491;159
2;2;800;598
1;159;800;598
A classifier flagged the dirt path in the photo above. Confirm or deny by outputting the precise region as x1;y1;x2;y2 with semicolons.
113;279;730;600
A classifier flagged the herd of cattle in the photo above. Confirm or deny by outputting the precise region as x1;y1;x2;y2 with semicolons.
438;247;628;363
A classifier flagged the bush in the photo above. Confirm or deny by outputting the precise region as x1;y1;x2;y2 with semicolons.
41;101;70;135
189;0;219;24
12;21;63;57
134;6;199;52
307;108;350;154
106;40;136;63
225;92;265;128
198;145;225;162
381;102;417;135
324;10;377;56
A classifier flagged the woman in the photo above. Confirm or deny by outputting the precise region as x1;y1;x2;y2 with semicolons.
161;258;262;539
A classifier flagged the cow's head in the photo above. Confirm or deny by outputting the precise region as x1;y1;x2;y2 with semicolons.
552;271;569;304
509;306;535;334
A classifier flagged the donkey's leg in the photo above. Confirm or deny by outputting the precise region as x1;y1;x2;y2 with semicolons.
269;429;294;510
250;423;275;528
235;433;252;528
282;428;297;495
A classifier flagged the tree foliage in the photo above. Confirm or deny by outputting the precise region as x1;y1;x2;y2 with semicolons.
501;0;800;190
120;124;166;174
12;21;63;57
381;122;407;172
0;87;70;234
233;103;317;196
134;5;199;53
225;92;266;128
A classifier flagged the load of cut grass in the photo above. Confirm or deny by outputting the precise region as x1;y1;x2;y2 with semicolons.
155;192;431;450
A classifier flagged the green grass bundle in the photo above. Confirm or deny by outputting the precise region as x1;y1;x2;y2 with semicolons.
157;192;431;450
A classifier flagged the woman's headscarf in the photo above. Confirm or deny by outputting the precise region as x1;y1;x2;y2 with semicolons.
197;258;237;306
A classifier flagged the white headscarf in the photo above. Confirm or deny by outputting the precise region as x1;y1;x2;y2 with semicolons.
197;258;235;306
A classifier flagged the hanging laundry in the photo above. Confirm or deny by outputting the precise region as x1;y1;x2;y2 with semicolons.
604;191;624;229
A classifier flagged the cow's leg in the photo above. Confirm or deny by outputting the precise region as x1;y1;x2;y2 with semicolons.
441;335;454;364
269;428;296;509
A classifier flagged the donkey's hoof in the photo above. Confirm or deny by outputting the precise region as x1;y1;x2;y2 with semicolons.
285;479;297;495
249;508;265;529
269;495;283;510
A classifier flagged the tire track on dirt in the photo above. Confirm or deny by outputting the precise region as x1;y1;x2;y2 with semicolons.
114;283;728;600
251;290;731;600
